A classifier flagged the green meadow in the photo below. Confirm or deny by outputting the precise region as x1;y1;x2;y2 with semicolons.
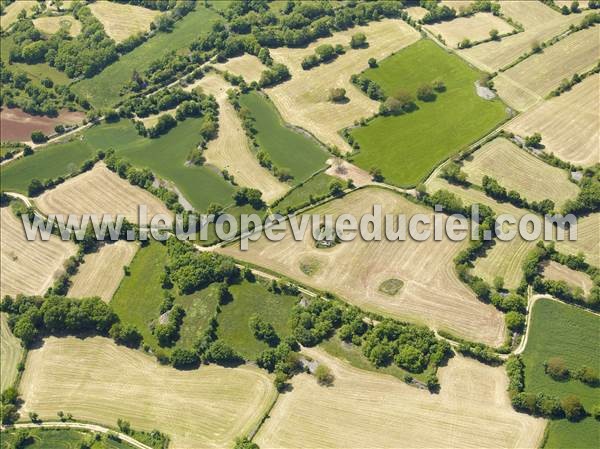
71;6;220;109
217;280;297;360
523;299;600;448
0;117;236;211
273;171;336;214
239;92;329;183
0;428;135;449
351;39;507;187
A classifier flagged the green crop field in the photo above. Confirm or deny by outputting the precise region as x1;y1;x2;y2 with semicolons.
351;39;507;187
217;280;298;360
72;6;220;109
239;92;329;184
110;242;219;357
523;299;600;448
543;418;600;449
0;428;135;449
273;171;336;214
1;118;235;211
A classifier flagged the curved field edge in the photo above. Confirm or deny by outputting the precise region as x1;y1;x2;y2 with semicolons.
19;336;276;449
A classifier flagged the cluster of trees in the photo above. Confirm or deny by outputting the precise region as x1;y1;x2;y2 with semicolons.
301;43;345;70
544;356;599;386
482;175;556;215
153;304;184;347
233;187;265;209
457;341;503;365
165;238;240;294
350;75;385;101
379;88;415;116
522;242;600;309
421;0;500;24
249;313;279;346
1;387;20;425
258;63;290;87
562;174;600;216
350;32;368;49
0;61;82;117
328;87;347;103
440;161;468;185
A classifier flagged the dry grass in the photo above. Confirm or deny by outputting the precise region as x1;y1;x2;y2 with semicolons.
0;207;77;298
542;260;594;295
505;74;600;166
494;26;600;110
20;336;276;449
556;0;590;7
192;73;289;204
0;1;36;29
213;54;267;83
425;177;538;290
88;2;160;43
33;15;82;36
68;241;138;302
462;137;579;207
219;187;505;346
325;158;372;187
1;313;23;391
139;107;177;127
459;2;583;72
425;13;515;48
405;6;429;21
256;347;546;449
555;213;600;267
35;163;172;226
267;19;420;153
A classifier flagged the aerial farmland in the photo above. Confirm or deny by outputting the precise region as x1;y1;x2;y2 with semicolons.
0;1;598;449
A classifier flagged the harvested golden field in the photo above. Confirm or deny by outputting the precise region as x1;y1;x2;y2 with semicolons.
0;313;23;391
192;73;289;204
425;13;515;48
267;20;420;153
556;0;590;7
33;15;82;36
139;107;177;127
35;163;172;226
213;54;267;83
88;1;160;43
0;1;35;29
256;347;545;449
555;213;600;267
425;177;537;289
68;241;138;302
20;336;276;449
0;207;77;298
542;260;594;295
494;26;600;110
325;158;372;187
405;6;429;21
505;74;600;166
462;137;579;207
220;187;505;346
459;2;583;72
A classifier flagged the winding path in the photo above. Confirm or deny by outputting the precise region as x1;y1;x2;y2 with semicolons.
3;422;152;449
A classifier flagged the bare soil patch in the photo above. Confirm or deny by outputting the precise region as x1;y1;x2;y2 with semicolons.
68;241;139;302
255;347;545;449
0;107;84;143
0;206;76;298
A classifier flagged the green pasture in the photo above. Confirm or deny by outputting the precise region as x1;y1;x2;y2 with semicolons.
238;92;329;183
351;39;507;187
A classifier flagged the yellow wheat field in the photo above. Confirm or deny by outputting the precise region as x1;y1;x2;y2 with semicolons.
35;163;172;226
494;26;600;110
220;187;506;346
542;260;594;295
555;213;600;267
505;74;600;166
33;15;81;36
88;2;160;43
459;1;584;73
192;73;289;203
0;313;23;391
68;241;139;302
255;347;546;449
20;336;276;449
0;1;36;29
267;19;420;153
213;54;267;83
425;13;515;48
405;6;429;21
462;137;579;207
0;207;77;298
